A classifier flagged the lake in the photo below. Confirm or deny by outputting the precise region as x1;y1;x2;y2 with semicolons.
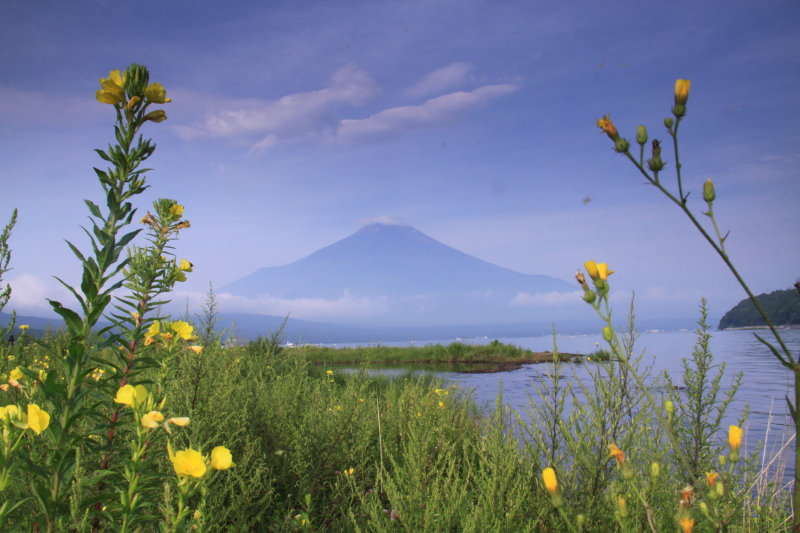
336;328;800;480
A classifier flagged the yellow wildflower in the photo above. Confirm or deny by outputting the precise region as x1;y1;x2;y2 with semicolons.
326;370;334;375
114;384;148;407
144;336;155;346
141;411;165;428
145;320;160;338
19;325;29;331
169;204;184;217
171;321;193;340
0;404;19;421
705;471;719;487
679;517;694;533
27;404;50;435
596;114;619;139
189;346;203;354
542;467;558;494
728;425;742;451
168;417;190;427
170;448;206;478
96;70;126;105
144;83;171;104
674;79;691;106
9;367;23;381
211;446;235;470
608;444;626;465
438;402;444;408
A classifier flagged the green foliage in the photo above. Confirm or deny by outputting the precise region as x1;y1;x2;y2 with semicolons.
718;288;800;329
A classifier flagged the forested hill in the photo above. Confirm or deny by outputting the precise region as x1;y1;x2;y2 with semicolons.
718;288;800;329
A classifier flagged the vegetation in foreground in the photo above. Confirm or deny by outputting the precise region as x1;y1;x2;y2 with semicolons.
0;66;795;532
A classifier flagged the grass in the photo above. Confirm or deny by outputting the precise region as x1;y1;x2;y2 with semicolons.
286;339;581;367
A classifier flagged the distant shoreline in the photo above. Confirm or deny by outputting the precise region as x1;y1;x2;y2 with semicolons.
722;324;800;331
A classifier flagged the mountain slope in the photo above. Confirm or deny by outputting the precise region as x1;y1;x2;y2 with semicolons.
221;223;575;299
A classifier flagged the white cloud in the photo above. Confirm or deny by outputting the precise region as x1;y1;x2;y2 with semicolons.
358;215;406;226
175;65;517;152
176;64;381;149
336;84;518;145
6;274;72;315
511;291;584;306
405;62;473;98
171;289;389;323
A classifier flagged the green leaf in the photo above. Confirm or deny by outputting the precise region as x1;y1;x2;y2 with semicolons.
48;299;83;335
84;199;103;218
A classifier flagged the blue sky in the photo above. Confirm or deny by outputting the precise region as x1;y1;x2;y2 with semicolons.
1;0;798;325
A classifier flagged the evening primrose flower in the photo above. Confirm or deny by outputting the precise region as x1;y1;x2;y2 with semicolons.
27;404;50;435
179;259;193;272
170;447;207;478
210;446;234;470
144;82;171;104
189;346;203;354
608;444;626;464
19;325;29;331
114;384;148;407
96;70;126;104
172;321;193;340
705;471;719;487
0;404;19;421
145;320;160;338
9;367;23;381
169;204;184;217
141;411;165;429
168;417;190;426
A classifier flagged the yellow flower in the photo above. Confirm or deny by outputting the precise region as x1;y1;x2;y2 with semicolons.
96;70;126;104
170;448;206;478
210;446;235;470
705;471;719;487
144;83;171;104
168;417;190;426
144;337;155;346
585;260;613;282
326;370;334;375
596;114;619;139
679;517;694;533
438;402;444;408
344;467;354;476
674;79;691;106
169;204;184;217
189;346;203;354
141;411;165;428
171;321;193;340
617;495;629;518
179;259;193;272
607;444;626;464
19;325;29;331
9;367;23;381
0;404;19;421
145;320;160;338
728;425;742;451
27;404;50;435
143;110;168;123
584;260;599;280
542;467;558;494
114;384;148;407
596;263;613;281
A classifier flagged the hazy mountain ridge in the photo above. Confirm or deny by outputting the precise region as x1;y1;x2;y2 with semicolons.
220;223;580;325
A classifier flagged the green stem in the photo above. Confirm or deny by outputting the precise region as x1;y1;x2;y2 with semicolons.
672;118;684;203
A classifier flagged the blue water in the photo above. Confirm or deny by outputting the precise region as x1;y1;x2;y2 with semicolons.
336;328;800;480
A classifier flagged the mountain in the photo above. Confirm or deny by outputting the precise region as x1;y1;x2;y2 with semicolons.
219;223;582;325
718;288;800;329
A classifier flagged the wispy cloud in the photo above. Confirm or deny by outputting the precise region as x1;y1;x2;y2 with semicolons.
511;291;584;307
7;274;71;315
336;84;518;145
405;62;473;98
174;65;517;153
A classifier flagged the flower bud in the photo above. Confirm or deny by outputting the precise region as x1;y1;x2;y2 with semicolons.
583;289;596;304
664;117;674;129
636;125;648;145
674;79;691;107
143;110;167;123
603;327;612;342
650;462;660;478
703;179;715;203
614;137;630;153
617;495;629;518
718;455;726;467
647;139;665;172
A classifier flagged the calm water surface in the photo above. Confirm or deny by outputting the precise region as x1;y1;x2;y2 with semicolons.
338;328;800;473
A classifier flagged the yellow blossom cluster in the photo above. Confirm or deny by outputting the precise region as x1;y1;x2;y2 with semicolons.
0;403;50;435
